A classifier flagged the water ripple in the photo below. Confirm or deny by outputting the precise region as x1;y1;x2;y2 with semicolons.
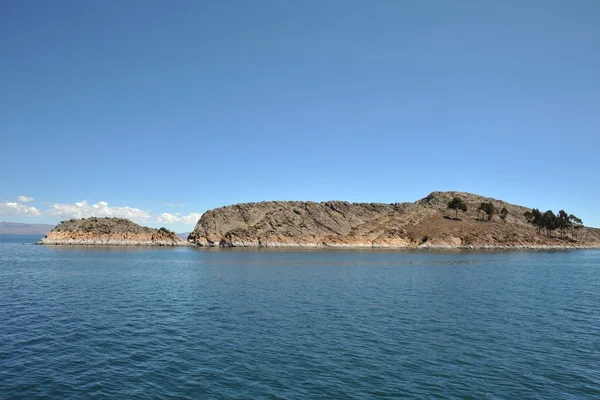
1;241;599;398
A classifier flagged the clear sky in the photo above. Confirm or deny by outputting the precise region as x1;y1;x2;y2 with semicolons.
1;0;599;231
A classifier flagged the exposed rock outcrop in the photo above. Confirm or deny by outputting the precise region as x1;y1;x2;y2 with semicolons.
39;217;190;246
188;191;600;249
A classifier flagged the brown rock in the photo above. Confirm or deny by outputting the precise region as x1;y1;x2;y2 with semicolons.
188;192;600;249
39;217;189;246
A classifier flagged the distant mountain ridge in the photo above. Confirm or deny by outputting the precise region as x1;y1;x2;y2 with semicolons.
0;222;54;235
187;191;600;249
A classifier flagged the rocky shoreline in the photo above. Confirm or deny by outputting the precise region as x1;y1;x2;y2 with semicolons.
193;239;600;250
38;238;191;246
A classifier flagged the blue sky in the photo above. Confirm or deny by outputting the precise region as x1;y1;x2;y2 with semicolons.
1;0;599;231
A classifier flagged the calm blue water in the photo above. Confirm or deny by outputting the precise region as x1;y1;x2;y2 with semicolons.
1;235;599;399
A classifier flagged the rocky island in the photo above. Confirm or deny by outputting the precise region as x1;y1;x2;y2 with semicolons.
188;191;600;249
39;217;189;246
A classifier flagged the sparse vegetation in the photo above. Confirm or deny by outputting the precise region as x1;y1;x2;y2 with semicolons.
500;207;509;223
524;209;584;240
41;217;187;246
478;202;496;221
187;191;599;248
53;217;154;234
569;214;583;239
447;197;467;219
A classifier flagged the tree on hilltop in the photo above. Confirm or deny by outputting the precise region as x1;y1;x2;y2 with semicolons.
500;207;509;223
524;208;544;233
447;197;467;219
557;210;571;238
478;202;496;221
569;214;583;240
525;208;584;240
542;210;559;237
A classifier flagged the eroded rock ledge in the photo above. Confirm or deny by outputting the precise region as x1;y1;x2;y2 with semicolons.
38;217;190;246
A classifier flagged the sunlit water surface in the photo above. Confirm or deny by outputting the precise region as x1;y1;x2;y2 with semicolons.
1;235;599;398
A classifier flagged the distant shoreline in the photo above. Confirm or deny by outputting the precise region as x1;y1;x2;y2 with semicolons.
33;241;600;251
37;239;191;246
191;241;600;250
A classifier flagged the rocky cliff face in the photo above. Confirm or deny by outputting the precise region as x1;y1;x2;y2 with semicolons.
188;191;600;249
39;217;189;246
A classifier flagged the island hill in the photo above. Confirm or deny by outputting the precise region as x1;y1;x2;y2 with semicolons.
39;217;189;246
38;191;600;249
188;191;600;249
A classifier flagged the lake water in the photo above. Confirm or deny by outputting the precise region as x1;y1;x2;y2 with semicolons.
1;235;599;399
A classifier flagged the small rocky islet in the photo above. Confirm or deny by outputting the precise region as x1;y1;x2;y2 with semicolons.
38;217;189;246
39;191;600;249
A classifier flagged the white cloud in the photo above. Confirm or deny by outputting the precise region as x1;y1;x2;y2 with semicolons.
0;202;41;216
48;200;151;223
157;212;203;226
17;195;34;203
181;213;203;225
2;196;202;227
157;212;181;224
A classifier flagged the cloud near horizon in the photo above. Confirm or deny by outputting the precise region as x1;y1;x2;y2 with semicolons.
17;195;34;203
0;202;41;216
3;197;202;227
157;212;203;226
48;200;152;223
